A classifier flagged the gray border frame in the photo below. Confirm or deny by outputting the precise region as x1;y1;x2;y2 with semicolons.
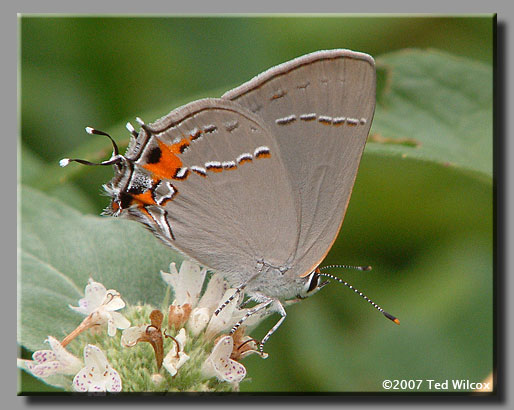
10;2;510;408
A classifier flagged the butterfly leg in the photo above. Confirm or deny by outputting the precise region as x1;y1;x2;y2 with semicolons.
259;301;286;353
229;298;274;335
214;284;247;316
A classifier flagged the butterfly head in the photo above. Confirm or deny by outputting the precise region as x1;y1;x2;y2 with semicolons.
59;125;145;218
293;268;330;301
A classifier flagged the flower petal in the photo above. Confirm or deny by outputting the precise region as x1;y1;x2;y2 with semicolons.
31;361;65;378
68;279;107;315
160;262;180;288
211;335;234;359
68;298;91;315
163;351;190;377
121;325;147;347
83;344;109;369
73;345;122;392
103;291;126;311
162;261;207;306
103;367;122;392
196;274;228;313
73;366;99;392
110;311;131;330
175;328;187;348
213;357;246;383
46;336;82;373
32;349;56;364
188;307;210;336
203;336;246;383
84;279;108;310
178;260;207;306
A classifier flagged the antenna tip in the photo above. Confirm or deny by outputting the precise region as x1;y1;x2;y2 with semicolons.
85;126;94;134
126;122;135;133
135;117;144;125
59;158;70;167
383;311;400;325
361;265;372;271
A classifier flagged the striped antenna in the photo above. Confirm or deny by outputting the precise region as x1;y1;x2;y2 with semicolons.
318;272;400;325
59;127;122;168
319;264;372;272
85;127;119;156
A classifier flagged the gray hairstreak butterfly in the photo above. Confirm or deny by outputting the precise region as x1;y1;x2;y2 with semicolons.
61;49;399;352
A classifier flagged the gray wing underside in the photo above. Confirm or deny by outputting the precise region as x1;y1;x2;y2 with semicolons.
223;49;376;278
147;99;299;284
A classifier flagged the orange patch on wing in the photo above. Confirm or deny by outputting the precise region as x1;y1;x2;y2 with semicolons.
143;139;189;180
255;152;271;159
173;139;190;154
132;190;156;206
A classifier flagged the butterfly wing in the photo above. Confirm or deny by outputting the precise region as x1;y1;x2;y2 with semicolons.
117;98;299;285
223;49;376;278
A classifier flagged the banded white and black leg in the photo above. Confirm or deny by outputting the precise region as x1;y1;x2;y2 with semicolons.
214;284;247;316
229;298;274;335
259;301;287;353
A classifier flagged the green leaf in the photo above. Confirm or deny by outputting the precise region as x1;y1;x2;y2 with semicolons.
370;49;492;179
19;185;182;351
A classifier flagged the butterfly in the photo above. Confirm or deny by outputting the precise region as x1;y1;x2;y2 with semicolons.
61;50;398;352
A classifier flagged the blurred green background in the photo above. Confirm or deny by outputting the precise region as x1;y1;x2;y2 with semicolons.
19;15;493;393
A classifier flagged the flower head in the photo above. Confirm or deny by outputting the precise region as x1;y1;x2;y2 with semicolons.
18;336;82;379
73;344;122;392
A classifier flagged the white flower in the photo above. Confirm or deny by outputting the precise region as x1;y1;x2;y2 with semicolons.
69;278;130;337
188;274;227;336
202;335;246;383
163;328;190;377
161;260;207;306
73;344;122;392
18;336;82;378
120;324;148;347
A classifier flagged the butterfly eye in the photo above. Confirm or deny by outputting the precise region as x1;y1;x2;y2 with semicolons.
306;271;320;293
297;271;321;298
